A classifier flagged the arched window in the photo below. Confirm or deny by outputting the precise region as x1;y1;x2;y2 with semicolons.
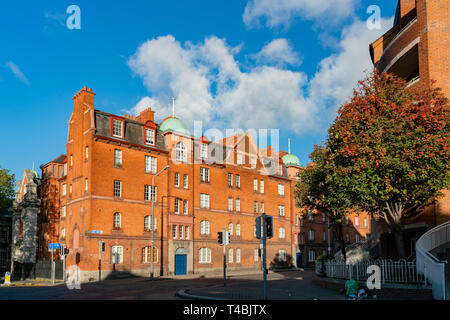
142;246;158;263
176;142;186;162
113;212;121;229
200;220;210;235
199;248;211;263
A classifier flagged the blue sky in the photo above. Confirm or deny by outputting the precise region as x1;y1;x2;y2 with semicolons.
0;0;397;179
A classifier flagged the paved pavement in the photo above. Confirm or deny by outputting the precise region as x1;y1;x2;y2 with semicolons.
0;269;344;300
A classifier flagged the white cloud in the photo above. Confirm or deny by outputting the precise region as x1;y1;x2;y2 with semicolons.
243;0;359;29
5;61;30;86
253;38;301;66
128;18;393;135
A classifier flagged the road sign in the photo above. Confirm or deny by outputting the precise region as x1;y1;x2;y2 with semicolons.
49;243;61;250
90;230;103;234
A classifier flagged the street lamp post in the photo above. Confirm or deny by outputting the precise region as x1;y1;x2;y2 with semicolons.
151;165;170;280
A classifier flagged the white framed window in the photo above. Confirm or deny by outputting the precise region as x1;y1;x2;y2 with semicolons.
70;155;73;167
309;229;314;241
346;216;349;225
200;143;208;158
62;184;67;196
183;200;188;215
69;185;72;195
200;220;210;235
145;128;155;145
253;179;258;192
250;157;257;169
254;249;259;262
174;173;180;187
142;246;158;263
228;173;233;187
228;223;233;236
85;146;89;160
113;212;121;229
144;185;157;201
144;215;157;231
228;198;233;212
254;202;258;213
114;149;122;167
185;226;190;240
176;142;187;162
308;250;316;262
279;227;285;239
61;206;66;218
229;248;233;263
355;216;359;226
179;225;184;239
63;163;67;176
174;198;180;214
308;210;314;221
278;184;284;196
183;174;188;189
111;246;123;264
260;180;264;193
278;205;285;216
85;178;88;192
172;225;177;239
200;194;210;209
112;119;124;138
260;202;264;213
322;212;326;222
199;248;211;263
114;180;122;197
235;175;240;188
236;248;241;263
356;234;360;243
61;228;66;238
236;223;241;236
237;153;243;165
235;199;240;212
279;249;287;262
200;167;210;182
277;163;283;176
364;218;368;227
145;156;157;173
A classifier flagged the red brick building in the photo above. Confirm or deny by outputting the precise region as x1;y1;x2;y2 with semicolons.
40;87;311;281
370;0;450;258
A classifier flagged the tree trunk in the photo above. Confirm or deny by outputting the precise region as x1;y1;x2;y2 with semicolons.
394;228;406;259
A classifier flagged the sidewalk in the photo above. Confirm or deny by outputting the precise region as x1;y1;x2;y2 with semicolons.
1;278;64;288
177;269;346;300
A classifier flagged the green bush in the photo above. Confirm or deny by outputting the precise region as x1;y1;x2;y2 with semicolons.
317;254;334;277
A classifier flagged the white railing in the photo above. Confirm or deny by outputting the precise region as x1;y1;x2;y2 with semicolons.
316;259;424;284
416;221;450;300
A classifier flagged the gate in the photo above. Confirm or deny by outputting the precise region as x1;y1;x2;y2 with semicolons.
175;254;187;275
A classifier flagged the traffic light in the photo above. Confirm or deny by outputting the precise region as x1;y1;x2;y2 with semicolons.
218;231;223;244
265;215;273;239
64;248;70;255
102;242;106;252
255;216;261;239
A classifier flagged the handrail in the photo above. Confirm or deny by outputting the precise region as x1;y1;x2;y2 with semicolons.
416;221;450;300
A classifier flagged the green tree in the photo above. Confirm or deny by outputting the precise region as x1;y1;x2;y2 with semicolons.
0;166;15;209
295;145;355;261
327;72;450;258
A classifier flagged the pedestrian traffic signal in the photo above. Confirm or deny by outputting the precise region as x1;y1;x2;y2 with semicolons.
265;215;273;239
102;242;105;252
255;216;261;239
218;231;223;244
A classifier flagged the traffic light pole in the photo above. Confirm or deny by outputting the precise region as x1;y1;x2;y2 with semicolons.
98;240;102;282
223;241;227;287
262;212;267;300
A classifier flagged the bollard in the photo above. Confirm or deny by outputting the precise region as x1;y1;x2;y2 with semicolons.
4;272;11;285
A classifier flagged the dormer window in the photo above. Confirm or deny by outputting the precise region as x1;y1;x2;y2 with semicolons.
145;128;155;146
200;143;208;159
112;119;124;138
237;153;244;165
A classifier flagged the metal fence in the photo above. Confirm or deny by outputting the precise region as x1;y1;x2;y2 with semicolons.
35;260;64;280
416;221;449;300
316;259;425;284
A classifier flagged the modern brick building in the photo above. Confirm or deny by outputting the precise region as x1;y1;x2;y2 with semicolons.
370;0;450;258
38;87;314;281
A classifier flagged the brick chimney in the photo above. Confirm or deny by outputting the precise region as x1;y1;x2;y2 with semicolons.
136;107;155;123
72;86;96;111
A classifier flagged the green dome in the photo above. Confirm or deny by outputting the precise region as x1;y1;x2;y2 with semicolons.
282;153;301;167
159;117;189;135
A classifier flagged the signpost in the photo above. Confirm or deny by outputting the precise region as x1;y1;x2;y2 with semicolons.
218;230;230;287
98;240;103;282
255;213;272;300
49;243;61;284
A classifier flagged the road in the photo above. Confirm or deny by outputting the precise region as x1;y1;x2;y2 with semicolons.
0;270;343;300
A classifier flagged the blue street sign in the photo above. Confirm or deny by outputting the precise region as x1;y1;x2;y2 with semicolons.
49;243;61;249
90;230;103;234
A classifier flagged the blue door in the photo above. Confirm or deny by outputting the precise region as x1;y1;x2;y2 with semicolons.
175;254;187;275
